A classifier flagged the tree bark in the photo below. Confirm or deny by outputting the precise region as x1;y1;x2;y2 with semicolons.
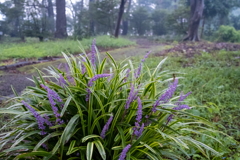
55;0;67;39
122;0;131;35
13;0;24;37
183;0;204;41
200;17;205;39
89;0;95;36
47;0;55;33
13;16;20;37
122;21;128;35
13;0;19;37
114;0;127;38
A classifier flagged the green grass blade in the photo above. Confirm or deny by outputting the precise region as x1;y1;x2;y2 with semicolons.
34;132;62;151
60;96;72;117
82;135;101;143
14;151;57;160
94;140;106;160
86;142;94;160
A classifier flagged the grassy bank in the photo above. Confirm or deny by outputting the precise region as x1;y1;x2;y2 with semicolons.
142;49;240;159
0;36;136;60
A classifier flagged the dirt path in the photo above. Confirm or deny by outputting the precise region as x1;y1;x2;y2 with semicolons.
0;38;167;101
2;38;240;102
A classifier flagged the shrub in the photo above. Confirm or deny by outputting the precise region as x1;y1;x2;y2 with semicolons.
215;25;240;43
0;41;221;159
151;9;169;36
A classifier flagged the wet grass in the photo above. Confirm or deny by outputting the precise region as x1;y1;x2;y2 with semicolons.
144;49;240;159
0;36;136;60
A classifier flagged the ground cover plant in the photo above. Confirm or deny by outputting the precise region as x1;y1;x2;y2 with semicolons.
0;36;135;61
0;41;222;160
215;25;240;43
145;49;240;159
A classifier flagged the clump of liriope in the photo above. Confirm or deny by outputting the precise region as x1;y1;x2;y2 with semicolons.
0;40;221;160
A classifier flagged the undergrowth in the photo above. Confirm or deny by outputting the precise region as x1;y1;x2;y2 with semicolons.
144;49;240;159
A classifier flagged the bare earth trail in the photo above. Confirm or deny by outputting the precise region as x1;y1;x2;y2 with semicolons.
0;38;167;102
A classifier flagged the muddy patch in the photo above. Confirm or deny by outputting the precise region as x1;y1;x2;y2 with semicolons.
0;73;34;97
156;41;240;57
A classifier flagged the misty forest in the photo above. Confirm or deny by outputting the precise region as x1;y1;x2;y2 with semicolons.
0;0;239;159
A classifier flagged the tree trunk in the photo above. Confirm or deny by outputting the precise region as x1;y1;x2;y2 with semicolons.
89;0;95;36
122;21;128;35
13;17;20;37
55;0;67;39
200;17;205;39
39;36;44;42
13;0;24;37
183;0;204;41
81;0;83;8
122;0;131;35
114;0;127;38
47;0;55;33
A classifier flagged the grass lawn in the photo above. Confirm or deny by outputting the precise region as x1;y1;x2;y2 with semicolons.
141;49;240;159
0;36;136;61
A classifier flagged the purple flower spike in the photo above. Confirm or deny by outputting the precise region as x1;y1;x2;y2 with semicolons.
40;84;62;103
118;144;131;160
138;123;144;137
86;74;110;101
124;69;130;83
22;101;45;130
42;143;48;150
167;90;192;123
65;63;72;82
133;123;144;137
134;51;151;79
56;118;65;125
88;74;111;87
81;57;86;74
133;97;144;138
133;126;138;137
173;104;191;110
91;39;96;66
134;63;142;79
100;115;113;139
141;51;151;62
152;79;178;112
125;84;138;110
167;105;191;123
59;74;67;87
136;97;142;123
167;114;174;123
44;114;53;127
175;92;192;105
22;101;51;135
40;84;63;124
81;64;86;74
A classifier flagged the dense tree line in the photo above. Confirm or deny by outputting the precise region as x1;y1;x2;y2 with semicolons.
0;0;240;41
